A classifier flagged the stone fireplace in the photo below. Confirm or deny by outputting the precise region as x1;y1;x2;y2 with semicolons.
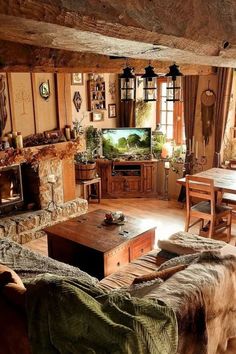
0;142;88;244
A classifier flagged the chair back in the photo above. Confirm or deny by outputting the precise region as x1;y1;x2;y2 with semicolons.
229;160;236;170
186;175;215;215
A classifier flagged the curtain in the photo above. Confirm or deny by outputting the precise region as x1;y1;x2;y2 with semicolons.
119;101;136;127
213;67;233;167
178;75;199;202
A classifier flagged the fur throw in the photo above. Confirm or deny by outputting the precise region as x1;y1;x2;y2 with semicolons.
145;252;236;354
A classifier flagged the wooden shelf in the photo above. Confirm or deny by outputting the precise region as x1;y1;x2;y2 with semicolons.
87;78;106;111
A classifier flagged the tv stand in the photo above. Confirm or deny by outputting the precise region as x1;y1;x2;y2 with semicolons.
96;160;157;198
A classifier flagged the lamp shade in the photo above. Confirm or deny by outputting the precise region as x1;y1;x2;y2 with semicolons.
165;64;183;102
120;66;136;101
141;65;158;101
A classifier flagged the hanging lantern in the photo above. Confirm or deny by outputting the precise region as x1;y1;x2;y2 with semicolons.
141;65;158;101
165;64;183;102
120;66;136;101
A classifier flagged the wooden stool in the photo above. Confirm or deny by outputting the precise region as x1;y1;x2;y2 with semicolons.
79;177;101;203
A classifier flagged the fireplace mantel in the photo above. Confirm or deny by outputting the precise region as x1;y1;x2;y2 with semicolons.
0;140;85;167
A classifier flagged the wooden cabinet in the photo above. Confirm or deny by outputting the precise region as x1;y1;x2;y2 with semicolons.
87;77;106;111
97;160;157;198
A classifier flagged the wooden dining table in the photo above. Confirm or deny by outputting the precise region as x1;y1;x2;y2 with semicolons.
177;167;236;195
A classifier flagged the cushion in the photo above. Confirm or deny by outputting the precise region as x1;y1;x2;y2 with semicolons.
158;231;226;256
0;264;25;288
0;264;26;309
132;264;187;284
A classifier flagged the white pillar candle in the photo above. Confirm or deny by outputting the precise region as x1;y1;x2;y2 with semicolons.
192;136;195;153
203;139;206;156
164;161;170;169
195;141;198;159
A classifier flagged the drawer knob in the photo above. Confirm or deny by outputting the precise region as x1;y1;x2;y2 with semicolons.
117;262;120;267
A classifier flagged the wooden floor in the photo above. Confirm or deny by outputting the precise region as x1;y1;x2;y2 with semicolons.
25;198;236;256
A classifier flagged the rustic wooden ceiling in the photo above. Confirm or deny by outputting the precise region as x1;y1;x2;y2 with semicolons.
0;0;235;73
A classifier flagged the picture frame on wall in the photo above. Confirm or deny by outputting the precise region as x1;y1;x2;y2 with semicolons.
92;112;104;122
108;103;117;118
71;73;84;85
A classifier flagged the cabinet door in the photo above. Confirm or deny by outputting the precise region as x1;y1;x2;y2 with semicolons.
97;162;111;197
130;230;155;261
104;245;129;277
143;163;156;193
111;178;142;194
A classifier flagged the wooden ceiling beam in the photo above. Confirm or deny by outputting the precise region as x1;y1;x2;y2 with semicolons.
0;41;214;75
0;1;235;67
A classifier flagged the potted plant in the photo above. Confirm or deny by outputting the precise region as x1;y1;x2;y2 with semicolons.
74;126;101;180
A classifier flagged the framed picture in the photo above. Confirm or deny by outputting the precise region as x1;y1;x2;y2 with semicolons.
71;73;84;85
92;112;104;122
108;103;117;118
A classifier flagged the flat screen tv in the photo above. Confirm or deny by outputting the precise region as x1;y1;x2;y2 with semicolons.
102;128;152;158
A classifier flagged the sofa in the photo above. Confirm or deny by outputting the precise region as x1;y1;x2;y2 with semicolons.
1;233;236;354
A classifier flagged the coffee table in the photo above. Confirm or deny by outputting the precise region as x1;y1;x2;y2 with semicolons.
45;209;156;279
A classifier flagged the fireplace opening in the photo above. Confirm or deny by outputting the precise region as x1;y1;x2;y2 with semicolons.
0;164;23;213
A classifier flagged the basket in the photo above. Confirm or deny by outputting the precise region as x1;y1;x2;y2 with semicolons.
75;161;96;180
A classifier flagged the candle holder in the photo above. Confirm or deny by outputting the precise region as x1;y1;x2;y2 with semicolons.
184;152;207;174
47;180;57;210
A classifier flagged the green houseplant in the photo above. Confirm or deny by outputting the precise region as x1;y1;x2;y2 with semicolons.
74;126;101;180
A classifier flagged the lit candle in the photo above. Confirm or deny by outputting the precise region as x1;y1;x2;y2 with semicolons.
195;141;198;159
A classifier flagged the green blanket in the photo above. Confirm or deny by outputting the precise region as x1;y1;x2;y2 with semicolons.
25;275;177;354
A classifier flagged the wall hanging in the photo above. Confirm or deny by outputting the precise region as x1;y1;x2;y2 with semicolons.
201;84;216;144
0;75;7;137
39;80;50;101
73;91;82;112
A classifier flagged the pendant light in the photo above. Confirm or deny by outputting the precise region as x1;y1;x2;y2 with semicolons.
120;66;136;101
141;64;159;101
165;63;183;102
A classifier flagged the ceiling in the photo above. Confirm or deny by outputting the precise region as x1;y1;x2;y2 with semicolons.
0;0;235;73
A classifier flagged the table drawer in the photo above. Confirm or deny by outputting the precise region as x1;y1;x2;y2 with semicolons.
104;245;129;277
130;231;154;261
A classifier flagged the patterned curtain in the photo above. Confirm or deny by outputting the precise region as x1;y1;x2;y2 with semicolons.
213;67;233;167
178;75;199;202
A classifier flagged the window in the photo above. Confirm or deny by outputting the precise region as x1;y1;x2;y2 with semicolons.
156;78;185;145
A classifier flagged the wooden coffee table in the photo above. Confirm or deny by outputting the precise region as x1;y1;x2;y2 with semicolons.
45;209;156;279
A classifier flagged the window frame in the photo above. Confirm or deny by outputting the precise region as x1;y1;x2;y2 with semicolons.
156;77;184;145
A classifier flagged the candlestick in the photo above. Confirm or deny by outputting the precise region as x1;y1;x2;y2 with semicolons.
189;138;191;153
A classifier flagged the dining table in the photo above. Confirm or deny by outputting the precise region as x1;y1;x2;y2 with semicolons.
177;167;236;195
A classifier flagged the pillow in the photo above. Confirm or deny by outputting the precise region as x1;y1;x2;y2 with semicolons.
0;264;25;288
132;264;187;284
0;264;26;310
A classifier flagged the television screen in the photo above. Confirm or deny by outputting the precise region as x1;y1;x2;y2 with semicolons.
102;128;151;158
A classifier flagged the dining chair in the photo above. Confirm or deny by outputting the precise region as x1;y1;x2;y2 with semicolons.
222;160;236;207
185;175;232;242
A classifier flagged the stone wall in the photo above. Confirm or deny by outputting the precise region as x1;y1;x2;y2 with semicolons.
38;158;64;209
0;197;88;244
